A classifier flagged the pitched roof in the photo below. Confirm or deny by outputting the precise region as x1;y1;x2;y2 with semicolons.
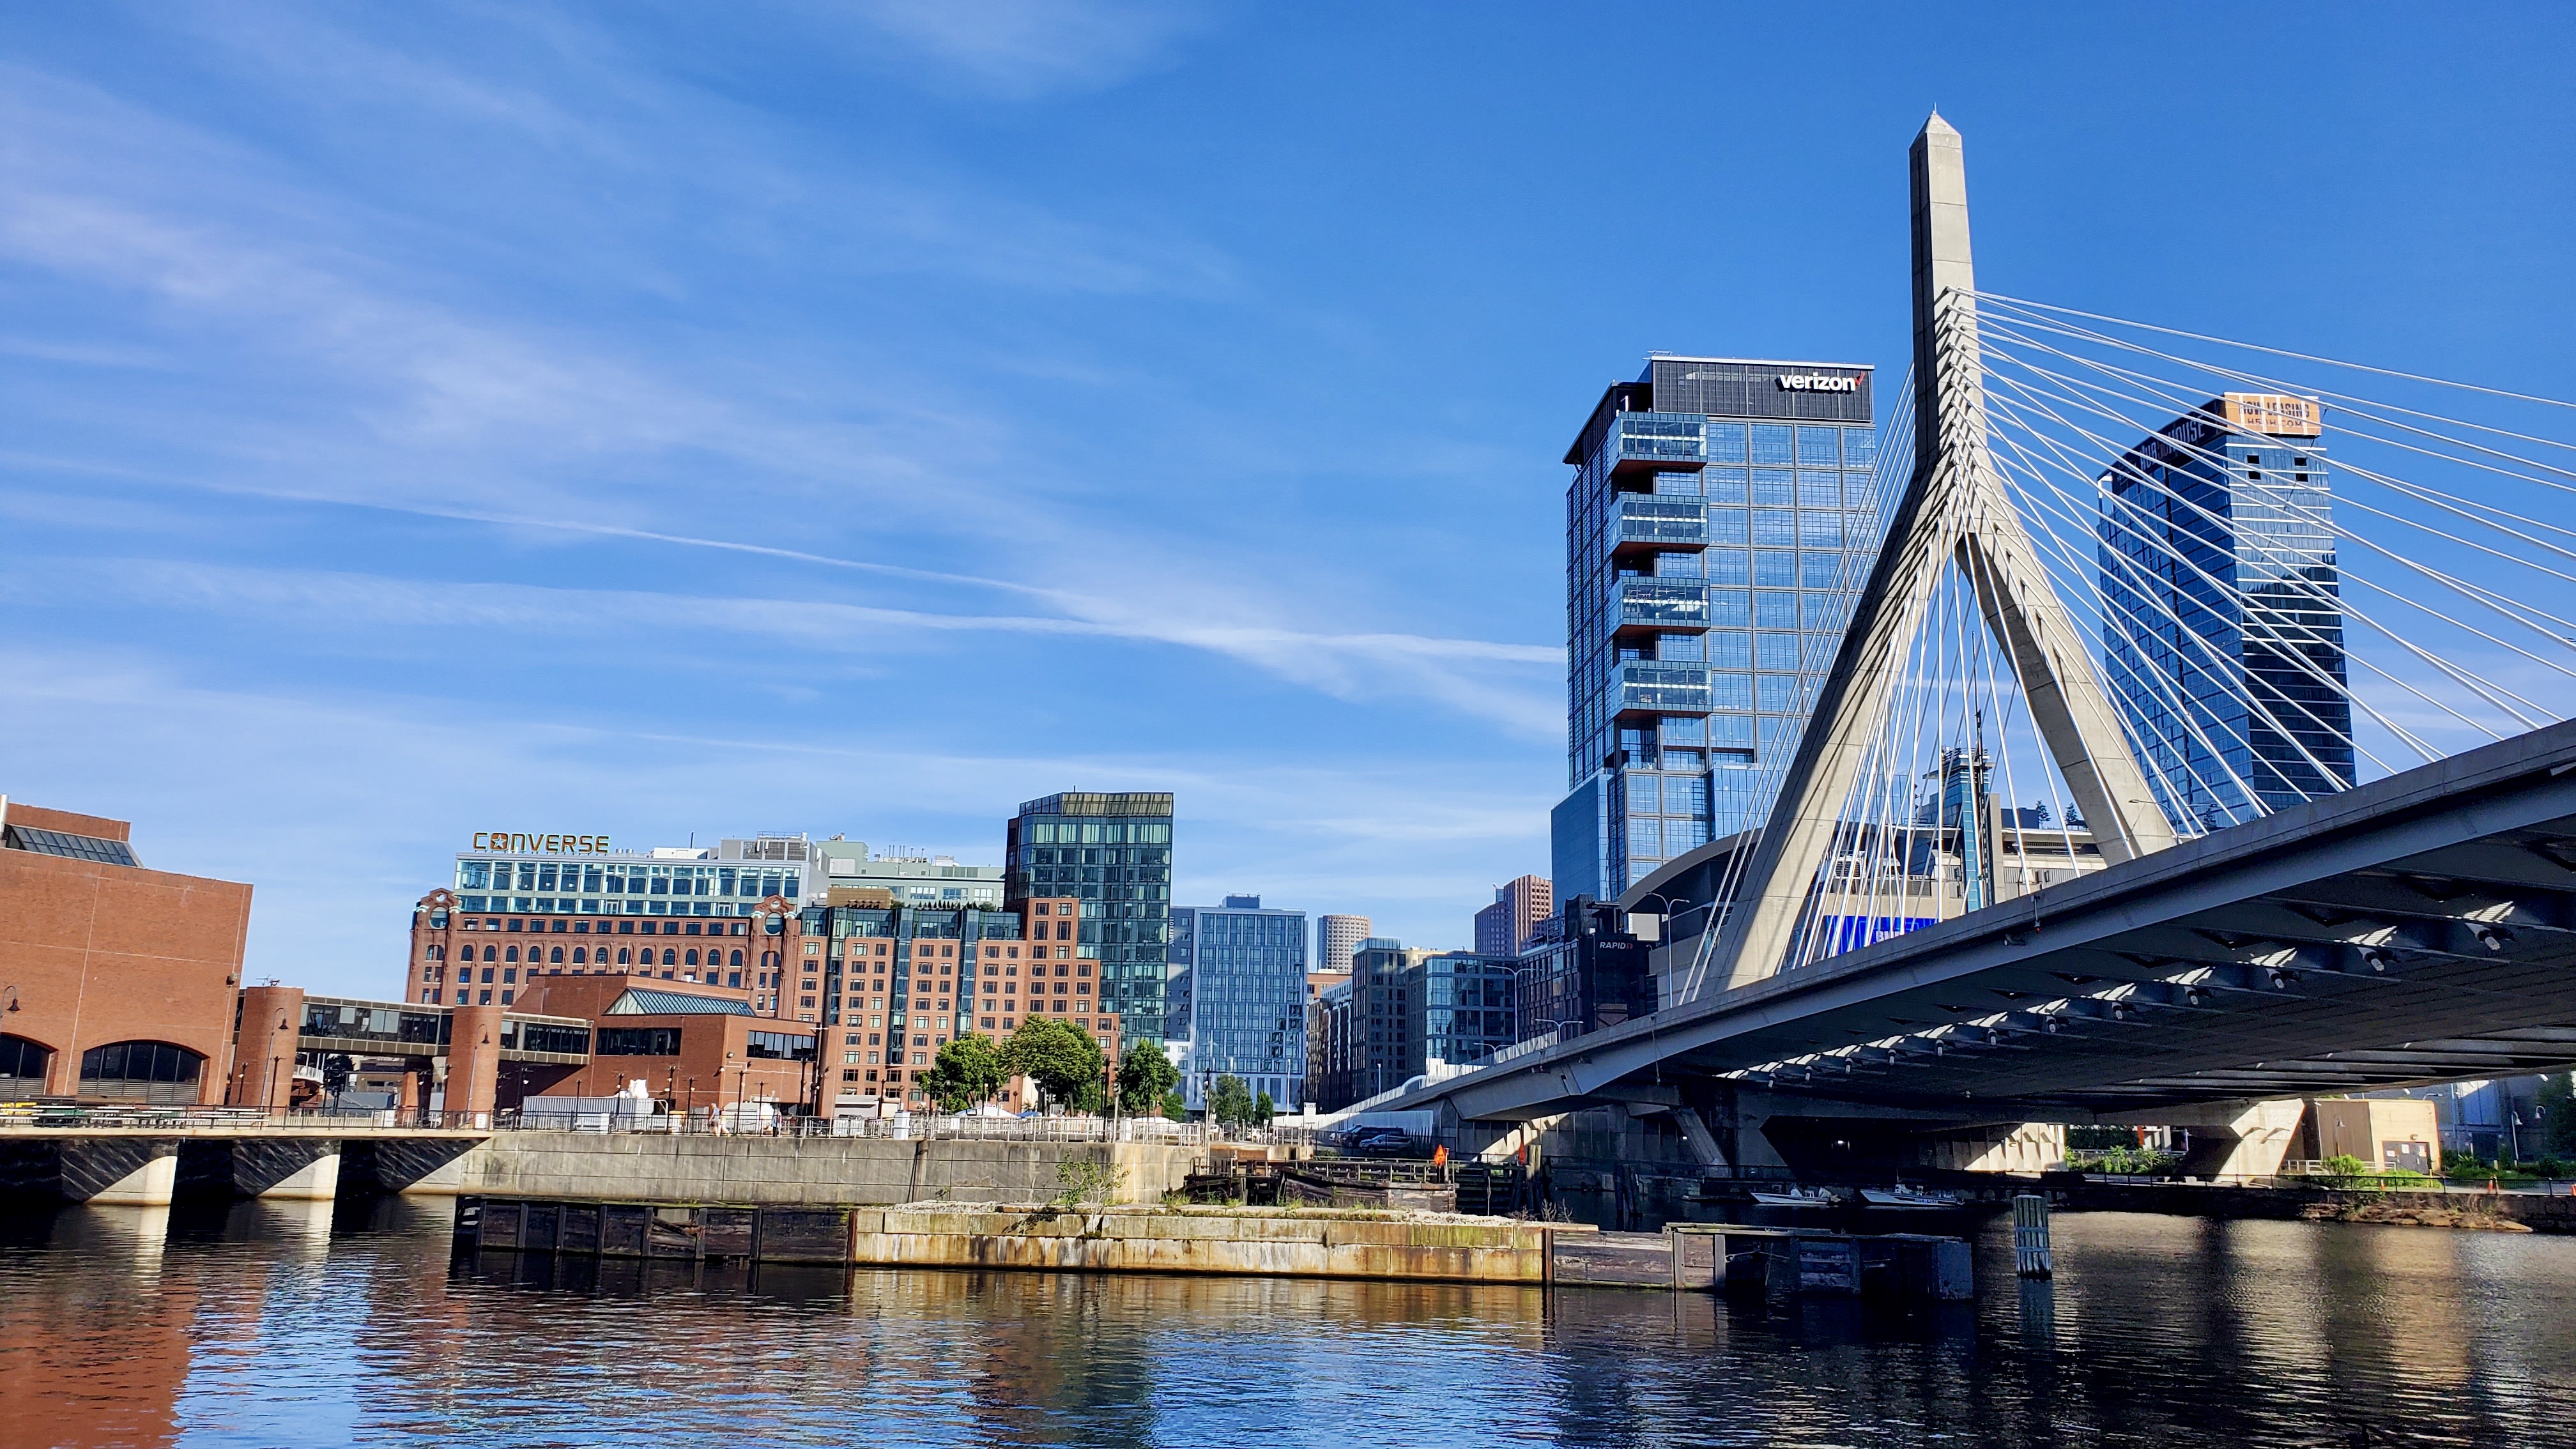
605;988;751;1016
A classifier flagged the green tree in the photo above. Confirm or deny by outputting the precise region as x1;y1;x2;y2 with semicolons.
1161;1088;1188;1121
1004;1016;1105;1112
1117;1041;1180;1116
1254;1090;1275;1126
1208;1073;1255;1130
920;1033;1005;1114
2540;1071;2576;1156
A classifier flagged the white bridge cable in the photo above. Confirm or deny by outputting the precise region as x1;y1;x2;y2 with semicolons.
1972;293;2576;471
1972;342;2574;730
1715;289;2576;988
1975;317;2576;603
1978;378;2546;777
1970;291;2576;416
1979;411;2372;812
1974;373;2486;763
1967;343;2573;726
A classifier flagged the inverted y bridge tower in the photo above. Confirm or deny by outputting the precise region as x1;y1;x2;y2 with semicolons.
1706;114;2179;993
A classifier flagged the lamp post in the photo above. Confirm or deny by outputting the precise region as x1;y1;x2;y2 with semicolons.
263;1013;289;1120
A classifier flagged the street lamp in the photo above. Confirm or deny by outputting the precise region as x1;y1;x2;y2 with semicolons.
261;1013;291;1119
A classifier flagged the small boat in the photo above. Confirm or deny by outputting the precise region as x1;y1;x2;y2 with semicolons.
1859;1183;1964;1209
1747;1185;1840;1208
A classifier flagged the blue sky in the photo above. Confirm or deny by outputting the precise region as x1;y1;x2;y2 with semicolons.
4;3;2573;996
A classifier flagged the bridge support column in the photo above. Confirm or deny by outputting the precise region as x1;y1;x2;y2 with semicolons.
1917;1123;2066;1173
2172;1099;2308;1181
79;1150;179;1207
1721;1086;1791;1172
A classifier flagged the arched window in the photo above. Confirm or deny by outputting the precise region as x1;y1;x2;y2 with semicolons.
549;946;564;963
730;950;743;967
617;947;631;965
684;949;700;966
482;945;497;962
572;947;587;964
425;944;444;961
505;946;520;963
661;948;678;966
0;1034;53;1094
79;1041;204;1105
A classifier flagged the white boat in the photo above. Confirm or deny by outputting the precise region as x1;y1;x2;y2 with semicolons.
1859;1183;1964;1209
1747;1186;1839;1208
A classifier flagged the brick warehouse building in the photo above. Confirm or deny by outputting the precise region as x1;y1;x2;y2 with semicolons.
408;891;809;1018
407;877;1117;1113
811;895;1119;1112
0;797;252;1105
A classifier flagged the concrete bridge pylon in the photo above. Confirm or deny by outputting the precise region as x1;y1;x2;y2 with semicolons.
1705;114;2177;997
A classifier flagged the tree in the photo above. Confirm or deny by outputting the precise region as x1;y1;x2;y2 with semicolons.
1208;1073;1256;1130
1004;1016;1105;1112
2540;1071;2576;1157
1160;1088;1188;1121
1254;1090;1275;1126
1116;1041;1179;1116
921;1033;1005;1114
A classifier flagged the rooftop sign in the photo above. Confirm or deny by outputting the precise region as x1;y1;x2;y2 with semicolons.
472;833;611;854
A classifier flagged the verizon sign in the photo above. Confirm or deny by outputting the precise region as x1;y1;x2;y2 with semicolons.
1777;373;1860;394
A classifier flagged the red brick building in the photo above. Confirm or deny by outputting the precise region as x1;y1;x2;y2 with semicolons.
406;891;810;1018
0;798;251;1105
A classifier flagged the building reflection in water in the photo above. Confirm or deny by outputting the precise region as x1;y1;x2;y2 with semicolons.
3;1203;2575;1447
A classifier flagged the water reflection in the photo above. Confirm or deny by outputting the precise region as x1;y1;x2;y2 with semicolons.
0;1204;2569;1447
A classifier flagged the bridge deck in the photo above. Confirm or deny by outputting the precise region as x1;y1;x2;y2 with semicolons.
1419;719;2576;1122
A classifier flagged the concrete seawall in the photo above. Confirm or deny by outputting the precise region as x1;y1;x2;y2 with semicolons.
460;1196;1565;1284
848;1206;1558;1283
428;1133;1199;1207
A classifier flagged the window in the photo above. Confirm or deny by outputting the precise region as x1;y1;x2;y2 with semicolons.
549;946;564;963
730;950;743;967
504;946;519;963
684;949;700;966
617;947;631;965
661;949;677;965
596;1027;682;1055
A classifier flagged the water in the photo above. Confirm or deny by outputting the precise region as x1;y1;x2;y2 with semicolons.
3;1198;2572;1448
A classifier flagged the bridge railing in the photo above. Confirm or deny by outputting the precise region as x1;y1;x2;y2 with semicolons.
0;1102;491;1131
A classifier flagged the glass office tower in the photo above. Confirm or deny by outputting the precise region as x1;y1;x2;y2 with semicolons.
1004;792;1175;1043
1553;356;1882;898
2101;394;2352;830
1168;894;1307;1110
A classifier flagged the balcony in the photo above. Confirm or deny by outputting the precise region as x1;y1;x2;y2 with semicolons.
1613;661;1712;717
1613;578;1708;635
1612;494;1707;557
1608;411;1706;475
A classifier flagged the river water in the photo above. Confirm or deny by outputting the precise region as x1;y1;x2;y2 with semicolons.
2;1197;2571;1448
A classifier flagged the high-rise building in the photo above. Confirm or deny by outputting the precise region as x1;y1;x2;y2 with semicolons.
1316;914;1369;976
1473;874;1553;956
2101;394;2352;829
812;838;1005;908
1554;356;1883;898
1312;912;1368;1006
1167;894;1307;1111
1004;792;1175;1043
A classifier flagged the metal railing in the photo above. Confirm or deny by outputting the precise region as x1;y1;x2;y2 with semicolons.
496;1110;1213;1144
0;1102;493;1131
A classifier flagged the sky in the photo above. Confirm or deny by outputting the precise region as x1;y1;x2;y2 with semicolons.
4;3;2575;997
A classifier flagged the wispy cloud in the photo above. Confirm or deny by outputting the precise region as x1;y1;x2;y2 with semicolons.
837;0;1211;101
6;556;1564;732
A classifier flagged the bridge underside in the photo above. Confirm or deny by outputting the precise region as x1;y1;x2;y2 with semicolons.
1431;721;2576;1124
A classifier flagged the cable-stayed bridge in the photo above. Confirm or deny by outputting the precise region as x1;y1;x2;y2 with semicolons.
1388;115;2576;1162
